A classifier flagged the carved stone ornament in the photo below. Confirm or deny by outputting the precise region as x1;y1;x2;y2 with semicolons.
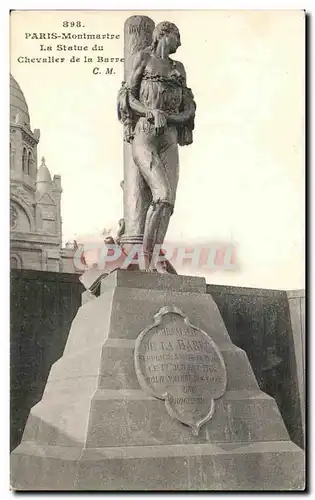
22;130;37;147
14;187;32;205
134;306;227;436
10;202;18;230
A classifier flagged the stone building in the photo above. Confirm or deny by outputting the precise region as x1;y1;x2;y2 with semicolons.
10;74;78;273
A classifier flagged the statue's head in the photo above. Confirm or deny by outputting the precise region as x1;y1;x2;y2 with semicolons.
152;21;181;54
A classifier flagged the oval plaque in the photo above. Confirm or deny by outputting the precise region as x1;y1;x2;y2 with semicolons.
134;306;227;436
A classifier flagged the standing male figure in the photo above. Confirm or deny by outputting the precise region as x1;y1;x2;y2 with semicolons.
118;20;196;271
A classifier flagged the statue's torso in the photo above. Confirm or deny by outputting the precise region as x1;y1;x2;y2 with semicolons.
139;54;184;114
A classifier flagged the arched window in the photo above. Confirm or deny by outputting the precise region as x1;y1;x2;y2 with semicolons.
27;151;32;175
10;144;15;170
10;256;18;269
22;147;27;173
10;254;22;269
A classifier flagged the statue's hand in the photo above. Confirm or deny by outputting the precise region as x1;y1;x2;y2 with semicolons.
150;109;167;134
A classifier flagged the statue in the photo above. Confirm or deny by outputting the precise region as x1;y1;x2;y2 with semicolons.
117;20;196;271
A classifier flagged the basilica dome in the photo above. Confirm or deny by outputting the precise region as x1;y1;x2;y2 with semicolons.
10;74;30;129
37;157;52;183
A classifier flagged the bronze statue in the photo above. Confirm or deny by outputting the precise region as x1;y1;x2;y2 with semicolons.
118;20;196;271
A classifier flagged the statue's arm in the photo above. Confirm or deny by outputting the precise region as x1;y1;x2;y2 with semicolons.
167;62;196;125
127;50;150;117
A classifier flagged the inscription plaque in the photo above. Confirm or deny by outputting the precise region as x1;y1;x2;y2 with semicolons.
134;306;227;435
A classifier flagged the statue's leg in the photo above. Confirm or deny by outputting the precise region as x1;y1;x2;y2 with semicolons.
153;139;179;247
143;200;174;256
121;141;151;248
132;123;179;270
147;141;179;272
138;159;174;267
133;134;178;269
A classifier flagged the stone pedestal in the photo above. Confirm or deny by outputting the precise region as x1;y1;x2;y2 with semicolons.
11;271;305;490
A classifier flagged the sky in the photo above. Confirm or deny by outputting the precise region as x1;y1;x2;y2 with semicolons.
10;10;305;289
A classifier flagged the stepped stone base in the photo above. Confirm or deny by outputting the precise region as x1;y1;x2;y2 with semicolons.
11;271;305;491
12;441;303;491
